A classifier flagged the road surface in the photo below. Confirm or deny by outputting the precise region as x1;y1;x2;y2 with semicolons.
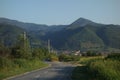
8;62;75;80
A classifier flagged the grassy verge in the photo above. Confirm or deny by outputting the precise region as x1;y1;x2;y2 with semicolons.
71;66;94;80
72;55;120;80
88;59;120;80
0;58;48;80
71;56;102;80
79;56;104;65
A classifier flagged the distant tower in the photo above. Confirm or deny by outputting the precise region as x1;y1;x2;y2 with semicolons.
48;39;50;53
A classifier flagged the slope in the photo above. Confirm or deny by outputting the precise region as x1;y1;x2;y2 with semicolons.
0;23;24;46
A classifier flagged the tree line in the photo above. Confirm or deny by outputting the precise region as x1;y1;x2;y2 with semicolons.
0;32;50;60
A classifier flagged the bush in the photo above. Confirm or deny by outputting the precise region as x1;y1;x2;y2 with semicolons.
13;59;28;68
0;57;14;69
88;60;120;80
73;56;120;80
106;53;120;60
32;48;45;60
82;51;100;56
79;56;103;65
59;54;80;62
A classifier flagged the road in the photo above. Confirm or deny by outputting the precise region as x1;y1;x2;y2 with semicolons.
8;62;75;80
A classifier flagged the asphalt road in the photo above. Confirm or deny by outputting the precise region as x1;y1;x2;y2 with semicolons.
8;62;75;80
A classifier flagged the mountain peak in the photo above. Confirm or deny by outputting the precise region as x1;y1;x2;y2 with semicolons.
77;17;89;21
71;17;96;26
66;17;104;30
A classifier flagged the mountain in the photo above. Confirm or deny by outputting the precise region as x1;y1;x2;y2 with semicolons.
0;18;48;31
0;17;66;47
42;18;120;51
43;25;104;51
0;17;120;52
0;23;24;46
66;18;103;29
0;18;66;32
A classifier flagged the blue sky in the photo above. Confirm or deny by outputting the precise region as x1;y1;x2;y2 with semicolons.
0;0;120;25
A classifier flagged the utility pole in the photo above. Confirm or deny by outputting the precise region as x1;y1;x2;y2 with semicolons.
23;32;26;40
23;32;27;48
23;32;26;53
48;39;50;53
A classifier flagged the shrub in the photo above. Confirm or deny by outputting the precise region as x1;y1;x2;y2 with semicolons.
88;60;120;80
0;57;14;69
106;53;120;60
59;54;80;62
13;59;28;68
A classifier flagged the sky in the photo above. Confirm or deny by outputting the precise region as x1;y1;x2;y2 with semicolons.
0;0;120;25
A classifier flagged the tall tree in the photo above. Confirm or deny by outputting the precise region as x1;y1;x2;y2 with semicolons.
11;32;31;59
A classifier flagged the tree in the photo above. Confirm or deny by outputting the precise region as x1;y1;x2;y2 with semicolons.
32;48;45;60
48;53;58;61
11;32;31;59
0;43;10;57
86;51;96;56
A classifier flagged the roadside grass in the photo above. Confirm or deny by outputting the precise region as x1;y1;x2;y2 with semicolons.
71;66;94;80
88;59;120;80
72;55;120;80
71;56;104;80
79;56;104;65
0;59;48;80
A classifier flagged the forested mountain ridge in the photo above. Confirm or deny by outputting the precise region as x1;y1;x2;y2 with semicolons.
0;23;24;46
0;17;120;52
0;18;66;32
42;18;120;51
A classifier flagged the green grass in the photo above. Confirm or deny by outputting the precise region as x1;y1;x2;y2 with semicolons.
88;60;120;80
72;55;120;80
79;56;103;65
72;56;103;80
0;59;48;80
71;66;95;80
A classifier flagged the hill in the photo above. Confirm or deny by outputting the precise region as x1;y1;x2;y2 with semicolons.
0;17;120;52
0;23;24;46
0;18;66;32
43;18;120;51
